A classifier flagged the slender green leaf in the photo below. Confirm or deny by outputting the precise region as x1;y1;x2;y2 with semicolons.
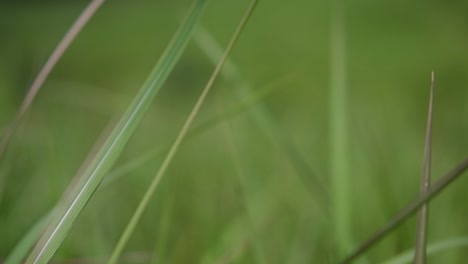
193;25;327;203
330;0;352;258
218;110;267;264
24;1;208;263
107;1;258;262
5;74;284;264
5;214;50;264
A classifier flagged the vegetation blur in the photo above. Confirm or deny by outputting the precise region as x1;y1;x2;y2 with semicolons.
0;0;467;263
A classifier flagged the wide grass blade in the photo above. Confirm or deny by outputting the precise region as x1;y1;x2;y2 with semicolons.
0;0;106;159
413;71;435;263
340;158;468;263
23;1;208;263
106;1;258;263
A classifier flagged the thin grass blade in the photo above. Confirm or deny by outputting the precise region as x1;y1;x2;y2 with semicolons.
0;0;106;159
219;106;267;264
193;25;327;202
5;214;50;264
382;237;468;264
107;1;258;263
6;71;286;264
340;158;468;264
413;71;435;263
23;1;208;263
330;0;353;257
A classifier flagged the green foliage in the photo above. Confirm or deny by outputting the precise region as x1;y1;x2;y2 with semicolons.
1;0;468;263
18;1;207;263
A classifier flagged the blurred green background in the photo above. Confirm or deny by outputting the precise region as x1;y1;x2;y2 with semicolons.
0;0;467;263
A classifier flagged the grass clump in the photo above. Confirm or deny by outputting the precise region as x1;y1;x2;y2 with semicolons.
1;1;468;263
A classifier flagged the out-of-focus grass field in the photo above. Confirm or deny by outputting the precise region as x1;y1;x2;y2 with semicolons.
0;0;467;263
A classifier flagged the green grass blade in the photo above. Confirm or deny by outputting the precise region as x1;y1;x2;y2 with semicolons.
0;0;106;159
193;26;326;200
5;214;50;264
101;75;289;186
107;1;258;262
330;0;352;258
414;71;435;264
219;110;267;264
5;74;283;264
341;158;468;263
23;1;208;263
149;183;176;264
382;237;468;264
